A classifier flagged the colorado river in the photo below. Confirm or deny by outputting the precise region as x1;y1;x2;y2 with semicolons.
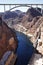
15;31;34;65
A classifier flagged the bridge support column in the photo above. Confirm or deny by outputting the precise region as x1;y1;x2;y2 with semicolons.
31;4;32;8
9;5;11;10
4;5;5;12
36;5;38;10
41;5;43;15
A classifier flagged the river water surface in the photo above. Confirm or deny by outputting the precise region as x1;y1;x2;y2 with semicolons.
15;31;34;65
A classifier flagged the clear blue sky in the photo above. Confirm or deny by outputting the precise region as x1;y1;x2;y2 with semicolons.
0;0;43;4
0;0;43;12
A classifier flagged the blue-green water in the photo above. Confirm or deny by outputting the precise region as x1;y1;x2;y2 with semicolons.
15;31;34;65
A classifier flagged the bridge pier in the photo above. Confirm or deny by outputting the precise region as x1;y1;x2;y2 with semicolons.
41;5;43;15
30;4;32;8
4;5;5;12
9;5;11;10
36;5;38;10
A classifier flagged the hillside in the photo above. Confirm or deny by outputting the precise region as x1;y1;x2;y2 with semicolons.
1;7;43;35
0;17;18;60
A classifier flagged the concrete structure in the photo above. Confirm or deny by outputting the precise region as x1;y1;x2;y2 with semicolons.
0;4;43;14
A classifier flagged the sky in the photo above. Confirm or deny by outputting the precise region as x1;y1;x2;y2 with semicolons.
0;0;43;4
0;0;43;12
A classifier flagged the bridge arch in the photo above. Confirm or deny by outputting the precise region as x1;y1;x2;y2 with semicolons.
9;5;32;11
0;4;43;14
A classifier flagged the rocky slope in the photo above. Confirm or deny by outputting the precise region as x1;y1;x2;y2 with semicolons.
1;7;43;35
0;17;18;60
27;16;43;34
28;53;43;65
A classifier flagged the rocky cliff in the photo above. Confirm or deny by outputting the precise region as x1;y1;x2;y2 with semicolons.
0;17;18;60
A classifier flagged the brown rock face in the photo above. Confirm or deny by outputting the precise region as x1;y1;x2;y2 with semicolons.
0;17;18;60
